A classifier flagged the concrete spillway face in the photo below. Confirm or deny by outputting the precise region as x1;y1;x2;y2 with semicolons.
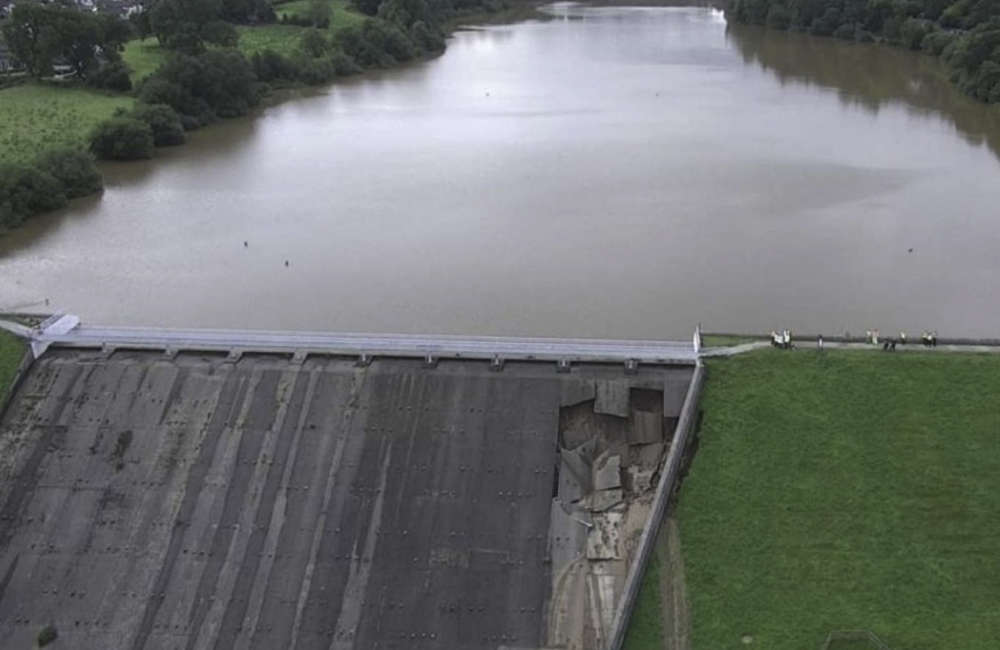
548;382;675;649
0;350;692;650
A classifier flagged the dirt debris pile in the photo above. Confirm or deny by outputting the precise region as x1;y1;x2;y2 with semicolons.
547;381;677;649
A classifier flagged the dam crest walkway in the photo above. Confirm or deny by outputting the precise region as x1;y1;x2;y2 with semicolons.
1;314;698;365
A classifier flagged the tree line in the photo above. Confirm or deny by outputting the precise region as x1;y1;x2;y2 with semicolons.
728;0;1000;104
1;0;503;232
2;3;133;89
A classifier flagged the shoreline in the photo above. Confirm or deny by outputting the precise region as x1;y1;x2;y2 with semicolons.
0;1;545;237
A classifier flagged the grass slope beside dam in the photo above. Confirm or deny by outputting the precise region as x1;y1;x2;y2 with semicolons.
0;331;25;406
625;348;1000;649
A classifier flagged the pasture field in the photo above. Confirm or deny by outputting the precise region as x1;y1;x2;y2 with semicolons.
625;349;1000;649
0;83;133;165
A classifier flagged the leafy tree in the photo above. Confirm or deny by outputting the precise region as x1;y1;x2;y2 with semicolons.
0;164;67;230
308;0;332;27
329;49;362;74
221;0;277;23
88;60;133;91
252;48;301;81
36;149;103;199
2;3;62;77
300;28;330;57
130;9;153;40
1;3;132;79
202;20;240;46
378;0;431;28
131;104;187;146
728;0;1000;104
90;118;156;160
149;0;222;51
409;20;443;52
139;49;261;124
354;0;384;17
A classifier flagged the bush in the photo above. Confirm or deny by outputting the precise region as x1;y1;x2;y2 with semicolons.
296;56;337;84
131;103;186;146
252;49;301;82
765;5;791;30
832;22;856;40
202;20;240;47
922;29;958;55
138;49;260;125
410;20;444;53
334;22;394;67
900;17;933;49
88;60;133;91
280;13;329;28
36;148;103;199
89;118;156;160
329;50;361;76
301;28;330;58
363;19;416;63
0;164;67;230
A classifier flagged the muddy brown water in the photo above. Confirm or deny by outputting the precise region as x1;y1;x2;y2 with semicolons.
3;4;1000;338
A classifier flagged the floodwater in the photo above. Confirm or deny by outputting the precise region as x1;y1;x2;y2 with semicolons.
3;3;1000;338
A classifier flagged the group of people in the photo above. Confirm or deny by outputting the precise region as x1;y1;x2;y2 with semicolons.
770;329;793;349
866;329;938;351
767;328;940;351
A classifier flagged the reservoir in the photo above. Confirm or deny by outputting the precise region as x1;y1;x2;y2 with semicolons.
2;3;1000;338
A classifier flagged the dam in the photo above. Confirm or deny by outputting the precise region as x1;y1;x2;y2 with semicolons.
0;320;700;649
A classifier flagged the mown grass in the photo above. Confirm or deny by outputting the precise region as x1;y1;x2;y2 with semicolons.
122;37;168;83
123;3;365;81
677;349;1000;649
702;334;762;348
0;83;134;165
0;330;27;407
622;552;665;650
275;0;365;27
236;24;312;57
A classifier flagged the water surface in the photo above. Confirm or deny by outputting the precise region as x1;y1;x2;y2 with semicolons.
3;4;1000;337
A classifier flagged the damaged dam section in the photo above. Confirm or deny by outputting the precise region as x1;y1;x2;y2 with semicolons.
0;348;694;649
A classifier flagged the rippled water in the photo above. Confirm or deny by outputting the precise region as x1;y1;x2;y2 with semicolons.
3;4;999;338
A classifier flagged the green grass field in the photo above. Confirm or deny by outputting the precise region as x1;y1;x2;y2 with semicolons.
275;0;365;27
671;349;1000;649
122;37;168;83
622;552;665;649
702;335;762;348
236;24;311;57
239;2;365;57
123;3;365;81
0;83;134;165
0;330;26;407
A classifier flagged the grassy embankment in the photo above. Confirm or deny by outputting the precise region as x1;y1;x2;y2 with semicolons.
0;330;27;407
622;552;665;649
624;348;1000;649
0;84;134;166
0;0;364;167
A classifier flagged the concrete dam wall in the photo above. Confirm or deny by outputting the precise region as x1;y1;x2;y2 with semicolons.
0;348;694;649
